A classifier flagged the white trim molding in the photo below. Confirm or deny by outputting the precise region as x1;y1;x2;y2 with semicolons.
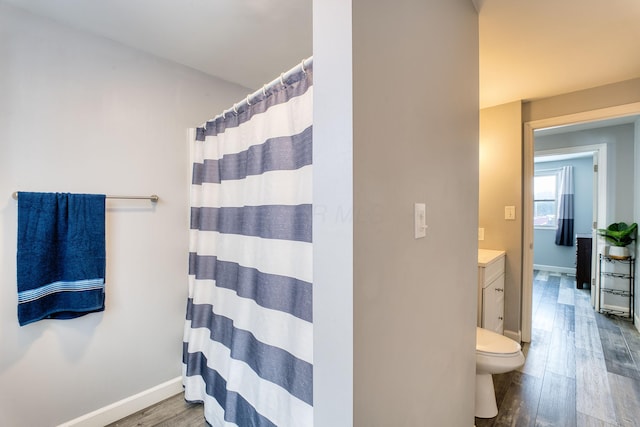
57;377;183;427
533;264;575;275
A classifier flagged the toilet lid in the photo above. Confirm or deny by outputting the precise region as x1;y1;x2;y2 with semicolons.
476;327;521;355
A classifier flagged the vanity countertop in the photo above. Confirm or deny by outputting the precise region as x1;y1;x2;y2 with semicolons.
478;249;506;266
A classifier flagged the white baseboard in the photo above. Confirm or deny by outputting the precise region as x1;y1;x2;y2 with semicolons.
57;376;183;427
533;264;575;275
504;329;522;343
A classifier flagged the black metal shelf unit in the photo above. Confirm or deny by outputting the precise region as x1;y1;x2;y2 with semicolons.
599;254;634;322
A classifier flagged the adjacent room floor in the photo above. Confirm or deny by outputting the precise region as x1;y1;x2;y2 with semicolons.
476;271;640;427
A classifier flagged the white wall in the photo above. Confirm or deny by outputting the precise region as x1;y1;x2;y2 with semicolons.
312;0;354;425
0;5;248;426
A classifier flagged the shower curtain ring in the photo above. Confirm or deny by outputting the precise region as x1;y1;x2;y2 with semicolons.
280;73;285;86
233;103;238;115
300;59;306;74
246;95;252;106
262;85;267;96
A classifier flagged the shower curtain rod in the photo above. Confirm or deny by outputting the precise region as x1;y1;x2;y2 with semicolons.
215;56;313;121
12;192;159;202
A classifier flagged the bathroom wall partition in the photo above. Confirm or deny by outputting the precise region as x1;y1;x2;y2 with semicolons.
183;60;313;426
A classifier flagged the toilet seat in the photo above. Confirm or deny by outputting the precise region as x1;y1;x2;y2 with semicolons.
476;327;521;356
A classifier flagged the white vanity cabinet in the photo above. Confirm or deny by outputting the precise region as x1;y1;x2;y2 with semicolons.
478;249;506;335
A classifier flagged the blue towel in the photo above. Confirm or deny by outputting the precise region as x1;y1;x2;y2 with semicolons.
17;192;106;326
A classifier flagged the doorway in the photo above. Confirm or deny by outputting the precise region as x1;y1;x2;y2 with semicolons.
533;145;605;311
522;103;640;343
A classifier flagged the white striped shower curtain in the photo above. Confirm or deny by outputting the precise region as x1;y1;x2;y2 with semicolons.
183;64;313;427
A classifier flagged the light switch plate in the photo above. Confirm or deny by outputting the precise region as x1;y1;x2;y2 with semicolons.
414;203;427;239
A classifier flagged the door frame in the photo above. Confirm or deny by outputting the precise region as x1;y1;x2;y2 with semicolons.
522;102;640;343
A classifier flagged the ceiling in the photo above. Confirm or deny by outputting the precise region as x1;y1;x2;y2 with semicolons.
478;0;640;109
2;0;313;93
4;0;640;109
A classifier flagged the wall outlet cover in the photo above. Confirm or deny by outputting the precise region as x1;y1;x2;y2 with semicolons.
505;206;516;220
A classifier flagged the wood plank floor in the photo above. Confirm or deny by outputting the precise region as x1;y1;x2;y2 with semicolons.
476;271;640;427
113;271;640;426
106;394;204;426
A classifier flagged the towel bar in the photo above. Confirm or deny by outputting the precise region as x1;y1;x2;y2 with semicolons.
12;192;159;203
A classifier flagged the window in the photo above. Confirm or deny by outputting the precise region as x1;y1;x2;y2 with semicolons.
534;172;558;228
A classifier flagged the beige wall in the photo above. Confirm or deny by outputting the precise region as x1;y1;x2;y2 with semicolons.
351;1;479;425
523;77;640;122
479;101;523;335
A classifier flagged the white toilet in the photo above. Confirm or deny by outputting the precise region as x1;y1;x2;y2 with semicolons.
475;327;525;418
